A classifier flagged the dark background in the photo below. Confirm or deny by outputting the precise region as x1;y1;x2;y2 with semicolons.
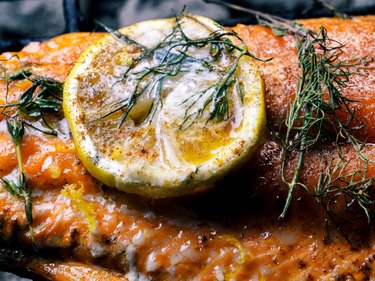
0;0;374;52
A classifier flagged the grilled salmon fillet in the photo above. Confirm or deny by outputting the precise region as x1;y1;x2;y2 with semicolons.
0;16;374;280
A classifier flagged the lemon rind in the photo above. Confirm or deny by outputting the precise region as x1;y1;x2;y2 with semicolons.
63;16;266;198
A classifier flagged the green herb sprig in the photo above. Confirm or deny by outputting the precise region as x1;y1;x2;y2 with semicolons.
98;14;269;129
1;119;34;242
205;0;374;222
1;68;63;135
276;25;371;219
316;157;375;224
0;66;63;241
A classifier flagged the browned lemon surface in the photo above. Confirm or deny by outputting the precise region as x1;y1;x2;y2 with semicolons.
0;17;374;280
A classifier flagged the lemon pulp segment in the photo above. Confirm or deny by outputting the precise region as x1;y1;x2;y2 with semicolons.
63;15;266;198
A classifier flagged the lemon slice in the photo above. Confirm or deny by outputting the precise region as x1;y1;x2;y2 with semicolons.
63;15;265;198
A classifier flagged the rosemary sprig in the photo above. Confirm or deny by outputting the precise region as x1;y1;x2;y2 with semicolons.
0;67;63;241
206;0;374;221
98;14;269;129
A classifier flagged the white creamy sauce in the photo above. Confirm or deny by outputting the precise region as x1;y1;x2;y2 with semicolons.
145;251;160;272
214;265;225;281
132;230;146;246
57;118;71;140
89;238;107;258
229;82;245;138
272;229;299;245
1;167;19;185
109;37;226;176
0;119;7;133
41;155;53;172
170;252;184;266
179;240;199;261
125;244;151;281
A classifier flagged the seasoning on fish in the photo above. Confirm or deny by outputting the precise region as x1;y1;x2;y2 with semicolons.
0;16;374;280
